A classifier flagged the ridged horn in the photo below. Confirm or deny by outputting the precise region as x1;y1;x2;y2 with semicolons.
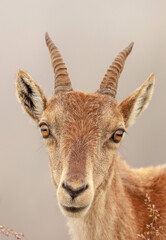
98;42;134;97
45;32;73;93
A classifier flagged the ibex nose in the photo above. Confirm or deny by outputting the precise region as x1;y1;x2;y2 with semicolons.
62;182;88;199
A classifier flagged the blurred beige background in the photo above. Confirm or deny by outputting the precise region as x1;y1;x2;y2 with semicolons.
0;0;166;239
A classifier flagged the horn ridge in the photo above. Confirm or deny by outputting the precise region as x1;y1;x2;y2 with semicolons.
98;42;134;97
45;32;73;93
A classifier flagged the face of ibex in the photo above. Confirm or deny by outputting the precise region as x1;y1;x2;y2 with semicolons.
16;33;155;218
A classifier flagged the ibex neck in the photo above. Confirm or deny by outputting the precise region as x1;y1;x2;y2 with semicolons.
67;154;137;240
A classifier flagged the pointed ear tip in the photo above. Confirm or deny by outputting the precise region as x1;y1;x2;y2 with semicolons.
17;68;25;74
148;73;155;84
15;69;23;82
150;72;155;78
16;69;27;79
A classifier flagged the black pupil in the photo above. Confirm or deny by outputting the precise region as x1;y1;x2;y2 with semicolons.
41;128;47;132
116;132;122;136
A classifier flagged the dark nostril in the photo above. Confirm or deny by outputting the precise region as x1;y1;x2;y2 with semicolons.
62;182;88;199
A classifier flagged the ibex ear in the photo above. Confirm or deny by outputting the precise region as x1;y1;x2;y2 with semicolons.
118;73;155;128
16;70;47;123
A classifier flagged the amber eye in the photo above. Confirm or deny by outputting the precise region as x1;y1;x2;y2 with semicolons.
40;124;50;138
112;129;124;143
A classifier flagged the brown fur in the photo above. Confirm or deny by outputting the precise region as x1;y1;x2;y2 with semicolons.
15;39;165;240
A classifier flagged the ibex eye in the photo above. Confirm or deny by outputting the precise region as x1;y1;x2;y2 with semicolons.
40;124;50;138
112;129;124;143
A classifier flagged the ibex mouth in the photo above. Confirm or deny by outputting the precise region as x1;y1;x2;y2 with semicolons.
62;205;88;213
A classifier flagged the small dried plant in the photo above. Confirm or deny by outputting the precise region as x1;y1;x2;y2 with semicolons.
0;225;25;240
137;193;163;239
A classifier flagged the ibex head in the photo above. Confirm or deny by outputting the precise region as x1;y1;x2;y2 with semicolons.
16;33;155;218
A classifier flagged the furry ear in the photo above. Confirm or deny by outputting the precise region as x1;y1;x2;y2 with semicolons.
118;73;155;128
16;70;47;123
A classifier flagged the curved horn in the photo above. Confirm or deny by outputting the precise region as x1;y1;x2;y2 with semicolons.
98;42;134;97
45;32;73;93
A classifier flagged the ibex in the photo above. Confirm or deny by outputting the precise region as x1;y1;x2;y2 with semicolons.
15;33;166;240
